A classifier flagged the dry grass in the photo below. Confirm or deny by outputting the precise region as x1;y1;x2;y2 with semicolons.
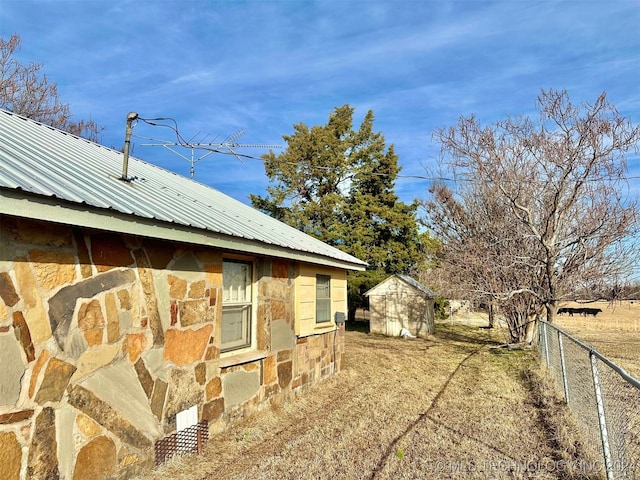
555;300;640;379
132;323;600;480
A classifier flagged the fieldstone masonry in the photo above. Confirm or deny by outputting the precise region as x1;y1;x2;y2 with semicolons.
0;216;346;479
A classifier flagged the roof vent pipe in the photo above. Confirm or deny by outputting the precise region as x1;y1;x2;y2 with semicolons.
121;112;138;181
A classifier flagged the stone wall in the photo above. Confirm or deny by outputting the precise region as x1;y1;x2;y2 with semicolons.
0;216;345;480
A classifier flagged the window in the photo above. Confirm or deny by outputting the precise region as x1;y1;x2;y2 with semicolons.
316;274;331;323
222;260;253;352
296;266;346;337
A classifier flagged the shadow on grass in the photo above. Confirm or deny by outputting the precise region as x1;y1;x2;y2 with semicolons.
368;343;521;479
346;321;504;349
346;320;370;333
434;324;504;348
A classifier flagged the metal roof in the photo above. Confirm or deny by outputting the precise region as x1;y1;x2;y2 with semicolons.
0;109;366;270
396;274;437;297
364;274;437;297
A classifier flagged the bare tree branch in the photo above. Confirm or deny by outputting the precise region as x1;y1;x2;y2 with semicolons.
0;33;103;141
421;89;639;342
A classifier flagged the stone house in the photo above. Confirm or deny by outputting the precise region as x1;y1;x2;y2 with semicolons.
0;109;366;479
364;274;436;339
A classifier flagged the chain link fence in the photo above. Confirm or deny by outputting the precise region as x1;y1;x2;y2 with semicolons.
539;321;640;479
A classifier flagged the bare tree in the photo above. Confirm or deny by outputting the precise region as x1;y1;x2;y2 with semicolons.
425;173;543;340
422;90;639;343
0;34;102;141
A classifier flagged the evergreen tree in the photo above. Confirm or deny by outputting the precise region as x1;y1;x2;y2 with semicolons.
340;117;432;315
251;105;430;319
251;105;357;246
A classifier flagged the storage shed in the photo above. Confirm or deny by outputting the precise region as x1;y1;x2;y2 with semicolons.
364;275;436;338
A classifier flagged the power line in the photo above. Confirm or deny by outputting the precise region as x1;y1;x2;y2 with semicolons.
129;115;640;186
235;154;640;185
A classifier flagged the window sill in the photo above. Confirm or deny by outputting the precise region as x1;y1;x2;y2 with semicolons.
217;350;268;368
316;323;335;330
297;324;338;338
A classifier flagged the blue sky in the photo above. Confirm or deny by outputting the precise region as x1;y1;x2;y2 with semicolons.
1;0;639;208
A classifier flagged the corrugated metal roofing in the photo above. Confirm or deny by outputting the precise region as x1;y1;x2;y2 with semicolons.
364;274;437;297
0;109;366;268
396;274;437;297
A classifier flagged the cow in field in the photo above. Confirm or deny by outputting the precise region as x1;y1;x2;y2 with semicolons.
558;307;579;316
557;306;602;317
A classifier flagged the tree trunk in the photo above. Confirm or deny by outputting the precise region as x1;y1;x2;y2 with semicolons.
546;300;558;323
488;302;495;329
525;316;538;345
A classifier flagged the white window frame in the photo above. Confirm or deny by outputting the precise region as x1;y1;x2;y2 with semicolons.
221;259;255;353
315;274;332;324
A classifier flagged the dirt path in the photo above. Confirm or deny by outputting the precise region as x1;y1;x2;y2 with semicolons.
133;324;598;480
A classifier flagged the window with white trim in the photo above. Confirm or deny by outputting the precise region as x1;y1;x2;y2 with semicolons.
222;260;253;352
315;274;331;323
296;265;346;337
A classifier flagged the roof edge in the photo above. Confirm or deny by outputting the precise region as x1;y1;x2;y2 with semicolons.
0;189;367;271
364;274;437;297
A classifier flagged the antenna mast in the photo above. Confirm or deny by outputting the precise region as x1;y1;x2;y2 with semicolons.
121;112;139;181
140;129;280;178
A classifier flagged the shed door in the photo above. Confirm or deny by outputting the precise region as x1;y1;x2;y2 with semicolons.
386;293;404;336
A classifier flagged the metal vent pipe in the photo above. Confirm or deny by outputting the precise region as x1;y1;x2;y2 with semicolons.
121;112;138;180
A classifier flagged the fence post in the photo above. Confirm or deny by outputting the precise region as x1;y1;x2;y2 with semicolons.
541;322;550;368
557;330;570;404
538;321;543;362
590;352;614;480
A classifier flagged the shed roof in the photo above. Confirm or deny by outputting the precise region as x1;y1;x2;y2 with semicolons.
396;274;437;297
0;110;366;270
364;274;437;297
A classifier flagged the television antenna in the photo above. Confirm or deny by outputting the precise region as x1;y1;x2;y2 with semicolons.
119;113;280;180
139;129;280;178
